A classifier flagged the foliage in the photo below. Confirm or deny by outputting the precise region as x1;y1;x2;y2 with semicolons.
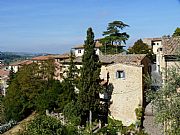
35;80;62;113
17;115;76;135
57;51;78;112
7;66;15;85
0;95;6;124
39;59;55;81
147;67;180;134
100;20;129;45
3;60;59;122
77;27;102;125
128;39;154;60
63;101;80;125
96;117;148;135
98;117;123;135
99;44;125;55
172;27;180;37
3;63;43;121
135;106;144;127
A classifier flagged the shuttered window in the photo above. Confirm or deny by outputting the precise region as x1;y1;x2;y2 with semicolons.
116;70;125;79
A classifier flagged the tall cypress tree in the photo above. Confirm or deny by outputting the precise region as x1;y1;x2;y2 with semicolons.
77;28;102;125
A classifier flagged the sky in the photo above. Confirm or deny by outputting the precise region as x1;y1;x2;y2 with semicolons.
0;0;180;54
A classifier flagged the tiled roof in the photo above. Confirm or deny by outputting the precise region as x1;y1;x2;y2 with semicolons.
32;53;70;61
99;54;146;66
31;55;54;61
162;36;180;55
63;54;147;66
9;60;33;66
0;69;9;77
52;53;70;59
72;41;103;49
143;37;162;41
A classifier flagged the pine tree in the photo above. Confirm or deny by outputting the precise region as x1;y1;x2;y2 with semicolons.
128;39;154;61
77;28;102;125
172;27;180;37
100;20;129;54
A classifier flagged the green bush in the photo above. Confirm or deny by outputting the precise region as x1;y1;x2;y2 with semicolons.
18;115;78;135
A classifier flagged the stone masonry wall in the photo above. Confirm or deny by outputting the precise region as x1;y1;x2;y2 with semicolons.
100;63;143;126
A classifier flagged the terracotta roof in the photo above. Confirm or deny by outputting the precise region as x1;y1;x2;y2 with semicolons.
0;69;9;77
52;53;70;59
10;60;33;66
144;37;162;41
63;54;147;66
162;36;180;55
31;55;54;61
72;41;103;49
99;54;146;66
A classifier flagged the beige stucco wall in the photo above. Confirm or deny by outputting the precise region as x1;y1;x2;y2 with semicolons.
152;41;162;55
156;50;164;73
100;63;143;126
166;61;180;69
74;48;100;57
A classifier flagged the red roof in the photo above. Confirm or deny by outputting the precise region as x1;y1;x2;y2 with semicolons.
31;55;54;61
0;69;9;77
52;53;70;59
72;41;103;49
10;60;33;66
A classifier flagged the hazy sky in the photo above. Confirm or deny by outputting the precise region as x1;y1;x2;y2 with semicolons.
0;0;180;53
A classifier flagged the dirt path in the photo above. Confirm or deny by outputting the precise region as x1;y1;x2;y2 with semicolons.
3;112;37;135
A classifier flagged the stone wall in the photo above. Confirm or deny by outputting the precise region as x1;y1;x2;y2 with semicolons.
100;63;143;126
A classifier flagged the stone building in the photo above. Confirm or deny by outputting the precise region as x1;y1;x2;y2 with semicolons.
143;37;162;55
156;36;180;75
62;54;151;126
6;48;152;126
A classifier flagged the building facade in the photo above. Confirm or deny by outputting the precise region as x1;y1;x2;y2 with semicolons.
72;41;102;57
62;54;151;126
156;36;180;75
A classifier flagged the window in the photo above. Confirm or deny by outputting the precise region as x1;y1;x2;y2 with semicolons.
157;48;162;52
78;49;81;53
157;43;159;45
60;73;63;78
116;70;125;79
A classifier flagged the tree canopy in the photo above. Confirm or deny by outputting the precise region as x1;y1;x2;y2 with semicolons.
99;20;129;54
18;115;78;135
57;51;79;112
128;39;154;60
3;60;61;121
147;65;180;134
172;27;180;37
100;20;129;46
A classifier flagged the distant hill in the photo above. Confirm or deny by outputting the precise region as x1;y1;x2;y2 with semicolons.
0;51;42;65
0;52;43;57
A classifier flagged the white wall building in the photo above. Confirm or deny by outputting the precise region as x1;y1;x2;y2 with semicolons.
0;69;9;96
72;41;102;57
